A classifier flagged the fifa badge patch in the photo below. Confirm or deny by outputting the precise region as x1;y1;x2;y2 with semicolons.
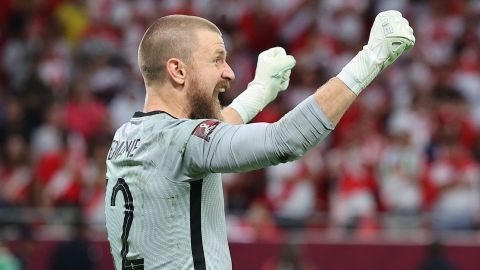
193;120;220;142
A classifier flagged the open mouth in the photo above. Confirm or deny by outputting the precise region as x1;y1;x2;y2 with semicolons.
216;88;228;107
215;80;230;93
215;81;230;106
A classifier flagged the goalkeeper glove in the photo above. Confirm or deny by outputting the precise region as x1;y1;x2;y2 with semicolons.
229;47;296;123
337;10;415;95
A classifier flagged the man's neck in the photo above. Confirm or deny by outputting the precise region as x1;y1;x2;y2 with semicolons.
143;86;189;118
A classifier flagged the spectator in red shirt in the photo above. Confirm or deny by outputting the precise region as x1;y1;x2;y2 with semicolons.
428;138;480;232
239;2;279;54
64;79;108;142
34;131;86;207
0;134;32;206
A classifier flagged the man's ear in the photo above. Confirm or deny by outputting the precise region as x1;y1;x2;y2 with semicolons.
166;58;187;85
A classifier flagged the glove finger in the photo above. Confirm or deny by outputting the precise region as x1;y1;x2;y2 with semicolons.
393;15;415;44
272;47;287;56
398;25;415;44
399;17;409;25
408;29;415;44
261;47;287;58
268;55;295;77
277;55;296;73
281;70;291;82
279;70;291;91
382;10;402;18
393;17;409;32
407;24;413;34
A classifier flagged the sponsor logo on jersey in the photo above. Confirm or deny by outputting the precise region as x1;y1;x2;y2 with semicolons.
192;120;220;142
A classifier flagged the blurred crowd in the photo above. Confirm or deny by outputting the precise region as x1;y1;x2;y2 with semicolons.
1;0;480;246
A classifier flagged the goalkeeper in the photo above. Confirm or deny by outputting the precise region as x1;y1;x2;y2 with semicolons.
105;11;415;270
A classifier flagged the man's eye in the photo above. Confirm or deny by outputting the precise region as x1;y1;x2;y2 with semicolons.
215;58;224;64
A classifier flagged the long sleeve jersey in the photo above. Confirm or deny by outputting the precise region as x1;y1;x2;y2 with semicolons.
105;96;334;270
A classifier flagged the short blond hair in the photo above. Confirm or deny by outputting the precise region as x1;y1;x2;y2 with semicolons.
138;15;221;86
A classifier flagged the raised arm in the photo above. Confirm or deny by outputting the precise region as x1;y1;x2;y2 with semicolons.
183;10;415;179
318;10;415;125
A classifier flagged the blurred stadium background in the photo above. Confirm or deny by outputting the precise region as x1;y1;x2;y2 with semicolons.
1;0;480;269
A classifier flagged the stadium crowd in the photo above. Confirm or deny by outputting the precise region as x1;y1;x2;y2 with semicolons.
1;0;480;246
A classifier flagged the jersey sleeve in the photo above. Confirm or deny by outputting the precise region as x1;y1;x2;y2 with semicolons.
178;95;335;181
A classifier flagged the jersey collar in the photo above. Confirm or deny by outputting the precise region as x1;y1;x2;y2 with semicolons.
132;111;178;119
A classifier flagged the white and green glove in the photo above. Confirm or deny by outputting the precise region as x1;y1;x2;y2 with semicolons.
337;10;415;95
229;47;296;123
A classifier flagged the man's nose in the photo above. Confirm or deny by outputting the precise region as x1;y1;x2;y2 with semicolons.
222;62;235;81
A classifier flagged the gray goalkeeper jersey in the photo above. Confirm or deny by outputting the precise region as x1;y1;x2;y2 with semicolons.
105;96;334;270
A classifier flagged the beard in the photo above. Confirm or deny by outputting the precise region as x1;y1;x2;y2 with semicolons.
187;74;230;120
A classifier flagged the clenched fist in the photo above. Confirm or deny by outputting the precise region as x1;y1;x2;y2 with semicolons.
337;10;415;95
230;47;296;123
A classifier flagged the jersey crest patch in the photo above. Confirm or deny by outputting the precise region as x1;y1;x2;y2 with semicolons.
193;120;220;142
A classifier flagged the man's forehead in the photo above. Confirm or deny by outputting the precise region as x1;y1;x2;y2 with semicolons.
194;29;226;54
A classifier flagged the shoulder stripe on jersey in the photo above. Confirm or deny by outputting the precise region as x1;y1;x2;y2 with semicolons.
190;180;206;270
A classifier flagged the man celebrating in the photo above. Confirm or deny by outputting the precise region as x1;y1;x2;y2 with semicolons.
105;11;414;270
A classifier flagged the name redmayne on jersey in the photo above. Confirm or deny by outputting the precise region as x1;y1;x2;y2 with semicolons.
107;138;141;160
